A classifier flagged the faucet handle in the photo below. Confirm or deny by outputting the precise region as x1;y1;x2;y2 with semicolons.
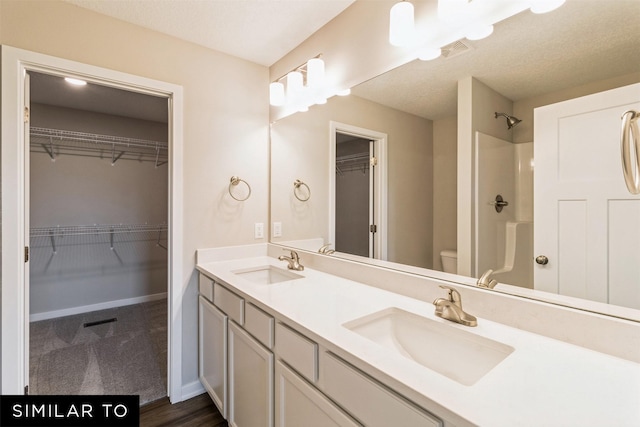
439;285;461;304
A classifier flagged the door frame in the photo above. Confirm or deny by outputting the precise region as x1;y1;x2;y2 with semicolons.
329;121;387;260
1;46;185;400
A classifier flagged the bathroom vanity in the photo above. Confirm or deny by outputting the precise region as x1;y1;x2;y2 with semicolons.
196;244;640;427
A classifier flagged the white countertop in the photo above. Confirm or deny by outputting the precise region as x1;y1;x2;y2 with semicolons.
197;255;640;427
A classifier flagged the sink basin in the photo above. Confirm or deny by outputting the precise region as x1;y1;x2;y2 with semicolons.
232;265;303;285
343;307;514;386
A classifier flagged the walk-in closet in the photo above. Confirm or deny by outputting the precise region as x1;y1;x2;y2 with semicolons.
27;71;169;404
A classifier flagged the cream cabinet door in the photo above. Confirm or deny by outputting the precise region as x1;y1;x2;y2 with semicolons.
275;361;361;427
228;320;274;427
198;295;228;418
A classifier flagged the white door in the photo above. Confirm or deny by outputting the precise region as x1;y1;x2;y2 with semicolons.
330;122;387;260
24;71;31;393
534;83;640;309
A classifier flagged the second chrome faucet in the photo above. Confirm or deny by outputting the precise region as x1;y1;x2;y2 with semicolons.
433;286;477;327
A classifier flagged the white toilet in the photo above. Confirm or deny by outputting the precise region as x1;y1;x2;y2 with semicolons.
440;250;457;274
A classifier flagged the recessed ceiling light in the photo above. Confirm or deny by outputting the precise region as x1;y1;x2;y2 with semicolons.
64;77;87;86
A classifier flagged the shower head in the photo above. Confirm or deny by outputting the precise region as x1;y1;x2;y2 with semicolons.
494;112;522;129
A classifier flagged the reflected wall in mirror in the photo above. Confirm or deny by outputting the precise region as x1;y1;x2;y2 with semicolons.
270;0;640;318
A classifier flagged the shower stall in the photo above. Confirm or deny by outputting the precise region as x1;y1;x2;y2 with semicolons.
474;132;533;288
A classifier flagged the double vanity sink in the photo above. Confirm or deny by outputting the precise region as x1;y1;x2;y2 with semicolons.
198;248;640;426
231;262;513;387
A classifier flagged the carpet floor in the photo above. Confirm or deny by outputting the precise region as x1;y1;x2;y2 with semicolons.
29;299;167;405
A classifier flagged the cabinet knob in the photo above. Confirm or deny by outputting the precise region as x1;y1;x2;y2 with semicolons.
535;255;549;265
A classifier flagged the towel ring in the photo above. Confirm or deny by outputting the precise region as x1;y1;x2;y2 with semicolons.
229;176;251;201
293;179;311;202
621;110;640;195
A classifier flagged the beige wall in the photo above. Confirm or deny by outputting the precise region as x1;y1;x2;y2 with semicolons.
271;94;433;269
1;0;269;388
432;116;457;270
457;77;513;277
513;72;640;143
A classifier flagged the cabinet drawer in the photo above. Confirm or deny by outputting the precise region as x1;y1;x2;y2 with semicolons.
275;322;318;383
245;303;275;349
321;352;442;427
214;282;244;325
199;273;215;303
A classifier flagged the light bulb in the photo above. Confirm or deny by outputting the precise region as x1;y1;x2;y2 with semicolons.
417;47;441;61
466;24;493;40
530;0;565;14
306;58;325;88
438;0;471;23
286;71;303;103
64;77;87;86
269;82;285;106
389;1;415;47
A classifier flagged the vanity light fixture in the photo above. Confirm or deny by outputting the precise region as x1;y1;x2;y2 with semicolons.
64;77;87;86
269;55;336;111
269;82;285;106
438;0;471;23
465;24;494;41
530;0;566;14
390;0;566;59
417;47;442;61
306;57;325;88
389;0;415;47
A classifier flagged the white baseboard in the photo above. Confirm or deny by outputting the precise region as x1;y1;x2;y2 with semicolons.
29;292;168;322
180;380;206;401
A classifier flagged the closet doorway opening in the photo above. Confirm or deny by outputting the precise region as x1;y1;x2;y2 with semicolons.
330;122;388;260
27;70;170;404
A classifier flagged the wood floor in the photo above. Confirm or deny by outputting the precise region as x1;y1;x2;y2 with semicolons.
140;393;228;427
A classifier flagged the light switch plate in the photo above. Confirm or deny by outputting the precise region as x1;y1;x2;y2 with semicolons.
273;222;282;237
254;222;264;239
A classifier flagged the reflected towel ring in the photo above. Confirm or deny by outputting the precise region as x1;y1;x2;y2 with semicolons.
621;110;640;195
229;176;251;201
293;179;311;202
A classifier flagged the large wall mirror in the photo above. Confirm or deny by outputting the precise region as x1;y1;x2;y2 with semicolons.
270;0;640;320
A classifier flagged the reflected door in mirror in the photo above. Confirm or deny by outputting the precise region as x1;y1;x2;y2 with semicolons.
534;83;640;310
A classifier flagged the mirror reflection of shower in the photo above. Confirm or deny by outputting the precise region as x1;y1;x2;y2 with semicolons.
494;112;522;129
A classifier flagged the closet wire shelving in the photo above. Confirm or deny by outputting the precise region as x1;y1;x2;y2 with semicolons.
30;223;168;253
336;153;370;175
30;127;169;166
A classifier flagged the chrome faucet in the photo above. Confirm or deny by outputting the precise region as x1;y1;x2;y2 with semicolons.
477;269;498;289
318;244;335;255
278;250;304;271
433;286;477;327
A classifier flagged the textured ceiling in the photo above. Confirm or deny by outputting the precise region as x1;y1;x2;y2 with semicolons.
352;0;640;120
63;0;355;67
34;0;640;124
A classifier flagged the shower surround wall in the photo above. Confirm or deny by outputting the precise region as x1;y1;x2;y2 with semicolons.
475;133;533;288
30;103;168;320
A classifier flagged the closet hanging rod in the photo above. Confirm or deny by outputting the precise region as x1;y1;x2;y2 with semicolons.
30;223;168;238
336;153;370;164
30;127;168;151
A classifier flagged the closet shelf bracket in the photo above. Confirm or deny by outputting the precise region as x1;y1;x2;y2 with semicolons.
49;229;57;254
